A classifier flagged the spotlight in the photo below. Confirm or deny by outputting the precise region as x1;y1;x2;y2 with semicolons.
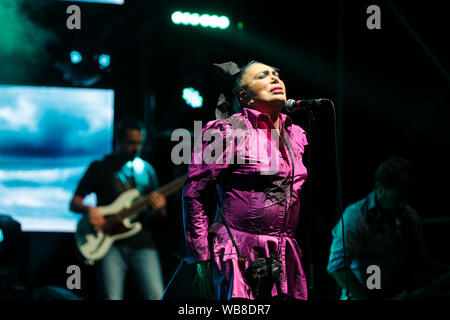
218;16;230;29
182;88;203;108
171;11;183;24
171;11;230;29
70;50;82;64
98;54;110;69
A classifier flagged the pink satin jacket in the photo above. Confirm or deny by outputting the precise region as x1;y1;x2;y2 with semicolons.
183;107;309;299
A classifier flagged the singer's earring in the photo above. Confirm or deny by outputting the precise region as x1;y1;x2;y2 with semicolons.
244;92;253;106
240;91;250;106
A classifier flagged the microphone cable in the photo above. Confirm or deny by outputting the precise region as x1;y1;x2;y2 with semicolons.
296;98;350;299
327;99;350;300
296;98;349;299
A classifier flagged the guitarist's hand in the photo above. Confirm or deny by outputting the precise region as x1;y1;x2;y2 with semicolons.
88;207;106;230
148;191;167;217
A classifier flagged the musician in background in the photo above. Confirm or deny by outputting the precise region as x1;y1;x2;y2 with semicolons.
70;118;167;300
327;156;450;299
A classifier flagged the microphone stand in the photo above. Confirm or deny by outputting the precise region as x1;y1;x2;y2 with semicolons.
302;100;347;299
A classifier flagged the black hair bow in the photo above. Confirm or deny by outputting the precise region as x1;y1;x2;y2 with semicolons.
213;61;241;119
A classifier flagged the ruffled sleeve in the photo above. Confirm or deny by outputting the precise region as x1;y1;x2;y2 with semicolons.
182;119;235;262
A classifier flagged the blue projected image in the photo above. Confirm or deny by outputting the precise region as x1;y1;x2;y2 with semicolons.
0;85;114;232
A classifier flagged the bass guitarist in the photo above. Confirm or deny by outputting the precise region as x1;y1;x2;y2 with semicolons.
70;118;167;300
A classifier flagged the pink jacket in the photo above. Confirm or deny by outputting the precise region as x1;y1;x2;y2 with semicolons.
183;107;309;299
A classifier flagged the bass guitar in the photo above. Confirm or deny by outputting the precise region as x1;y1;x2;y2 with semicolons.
75;173;186;264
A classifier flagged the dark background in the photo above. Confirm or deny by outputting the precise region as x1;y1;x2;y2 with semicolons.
0;0;448;300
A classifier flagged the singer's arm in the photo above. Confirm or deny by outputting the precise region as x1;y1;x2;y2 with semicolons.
183;120;233;262
183;120;234;298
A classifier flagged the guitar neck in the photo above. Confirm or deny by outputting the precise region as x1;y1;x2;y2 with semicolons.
117;173;186;220
156;175;187;197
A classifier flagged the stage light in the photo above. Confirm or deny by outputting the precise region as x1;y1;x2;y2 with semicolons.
98;54;110;69
189;13;200;26
182;88;203;108
199;14;210;27
61;0;124;4
70;50;82;64
218;16;230;29
0;228;3;243
210;15;218;28
171;11;183;24
171;11;230;29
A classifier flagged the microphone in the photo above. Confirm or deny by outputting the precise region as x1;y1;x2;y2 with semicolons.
284;98;329;113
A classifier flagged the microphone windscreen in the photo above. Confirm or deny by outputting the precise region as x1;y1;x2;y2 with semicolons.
284;99;297;112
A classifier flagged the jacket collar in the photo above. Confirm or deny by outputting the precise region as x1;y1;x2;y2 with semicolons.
242;107;293;132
